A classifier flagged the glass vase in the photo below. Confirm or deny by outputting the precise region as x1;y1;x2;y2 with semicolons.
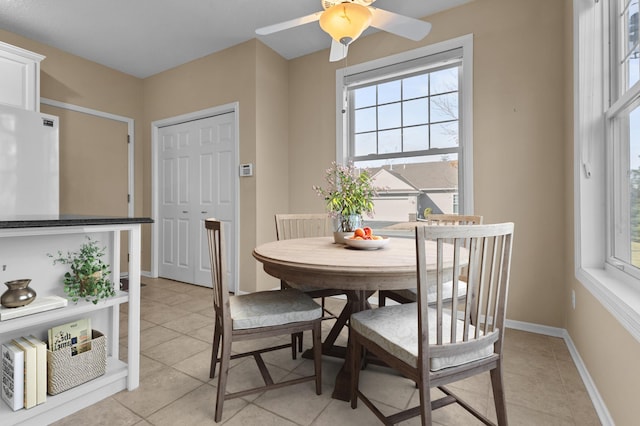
333;214;362;244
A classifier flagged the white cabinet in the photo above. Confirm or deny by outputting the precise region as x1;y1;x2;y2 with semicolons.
0;219;144;425
0;41;44;112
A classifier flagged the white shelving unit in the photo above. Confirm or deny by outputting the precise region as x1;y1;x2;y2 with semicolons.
0;220;144;425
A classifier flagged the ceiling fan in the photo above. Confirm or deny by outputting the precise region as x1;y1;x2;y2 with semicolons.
255;0;432;62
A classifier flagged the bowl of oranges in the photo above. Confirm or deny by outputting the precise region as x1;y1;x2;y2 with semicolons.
344;227;390;250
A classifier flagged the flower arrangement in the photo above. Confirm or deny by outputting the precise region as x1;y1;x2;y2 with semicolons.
313;161;378;231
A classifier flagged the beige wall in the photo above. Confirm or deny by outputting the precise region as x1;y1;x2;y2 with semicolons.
4;0;640;421
143;40;260;292
143;39;289;292
0;29;148;268
255;42;289;290
288;0;567;327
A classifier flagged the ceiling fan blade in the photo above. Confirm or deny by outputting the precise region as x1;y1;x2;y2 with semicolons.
255;12;323;36
369;8;432;41
329;40;348;62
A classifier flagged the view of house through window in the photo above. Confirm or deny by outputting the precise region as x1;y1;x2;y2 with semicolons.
346;62;462;225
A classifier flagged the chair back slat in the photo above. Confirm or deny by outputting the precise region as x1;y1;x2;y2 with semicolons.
415;223;514;365
205;218;231;327
482;237;500;336
435;238;444;345
421;214;482;285
275;214;332;241
420;214;483;226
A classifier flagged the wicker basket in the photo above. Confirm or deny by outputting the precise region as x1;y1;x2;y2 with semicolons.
47;330;106;395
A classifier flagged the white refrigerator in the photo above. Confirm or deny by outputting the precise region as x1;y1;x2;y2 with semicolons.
0;104;59;216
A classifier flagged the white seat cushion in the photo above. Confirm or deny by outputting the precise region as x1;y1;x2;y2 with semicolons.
350;303;494;371
390;280;468;303
230;289;322;330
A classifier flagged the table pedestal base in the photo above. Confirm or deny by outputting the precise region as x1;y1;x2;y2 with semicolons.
300;290;373;401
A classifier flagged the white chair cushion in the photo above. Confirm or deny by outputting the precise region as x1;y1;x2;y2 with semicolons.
230;289;322;330
390;280;468;303
350;303;494;371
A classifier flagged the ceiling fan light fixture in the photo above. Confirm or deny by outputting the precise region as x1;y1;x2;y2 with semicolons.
319;3;372;46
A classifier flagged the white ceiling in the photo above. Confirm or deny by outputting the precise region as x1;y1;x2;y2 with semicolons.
0;0;470;79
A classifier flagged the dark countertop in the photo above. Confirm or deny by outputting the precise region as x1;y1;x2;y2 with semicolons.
0;214;153;229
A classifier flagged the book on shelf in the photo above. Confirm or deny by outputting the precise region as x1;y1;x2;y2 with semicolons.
21;336;46;405
11;338;36;409
0;295;68;321
1;341;24;411
48;317;92;356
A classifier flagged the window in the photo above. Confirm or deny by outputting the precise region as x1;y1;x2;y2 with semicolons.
609;0;640;279
575;0;640;340
335;36;473;225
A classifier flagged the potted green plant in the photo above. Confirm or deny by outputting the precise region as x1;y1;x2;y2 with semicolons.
49;237;116;304
313;161;378;242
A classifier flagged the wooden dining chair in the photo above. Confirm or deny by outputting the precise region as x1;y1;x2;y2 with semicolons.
275;213;348;352
350;222;514;425
205;218;323;422
378;214;483;307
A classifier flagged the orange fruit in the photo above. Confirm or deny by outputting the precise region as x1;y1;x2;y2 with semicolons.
353;228;365;238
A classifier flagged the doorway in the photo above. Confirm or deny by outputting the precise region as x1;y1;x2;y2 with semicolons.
152;104;239;291
41;100;133;273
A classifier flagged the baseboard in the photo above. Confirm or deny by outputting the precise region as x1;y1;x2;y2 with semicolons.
119;271;153;278
505;319;614;426
505;319;565;337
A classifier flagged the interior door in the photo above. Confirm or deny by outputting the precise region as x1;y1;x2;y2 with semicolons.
41;105;130;271
158;112;236;289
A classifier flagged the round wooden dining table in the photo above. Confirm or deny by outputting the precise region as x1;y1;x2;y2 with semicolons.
252;235;459;401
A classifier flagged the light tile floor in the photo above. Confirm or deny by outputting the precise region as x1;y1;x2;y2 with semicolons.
53;278;601;426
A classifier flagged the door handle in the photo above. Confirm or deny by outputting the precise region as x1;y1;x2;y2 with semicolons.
201;211;208;214
182;210;188;214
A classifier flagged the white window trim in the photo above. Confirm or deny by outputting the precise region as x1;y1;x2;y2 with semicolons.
575;0;640;342
335;34;474;214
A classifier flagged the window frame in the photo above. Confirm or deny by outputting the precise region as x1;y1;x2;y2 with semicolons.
607;0;640;280
334;34;474;216
575;0;640;341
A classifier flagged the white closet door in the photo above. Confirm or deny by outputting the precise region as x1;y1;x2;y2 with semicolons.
158;112;236;289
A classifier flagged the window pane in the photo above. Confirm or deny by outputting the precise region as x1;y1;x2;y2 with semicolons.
347;60;463;221
355;107;376;132
430;67;459;95
354;132;377;156
378;80;401;104
378;103;401;130
626;2;640;89
629;104;640;267
403;125;429;152
431;121;459;148
403;74;428;99
354;154;459;222
354;86;376;108
430;93;459;122
403;98;429;126
378;129;401;153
